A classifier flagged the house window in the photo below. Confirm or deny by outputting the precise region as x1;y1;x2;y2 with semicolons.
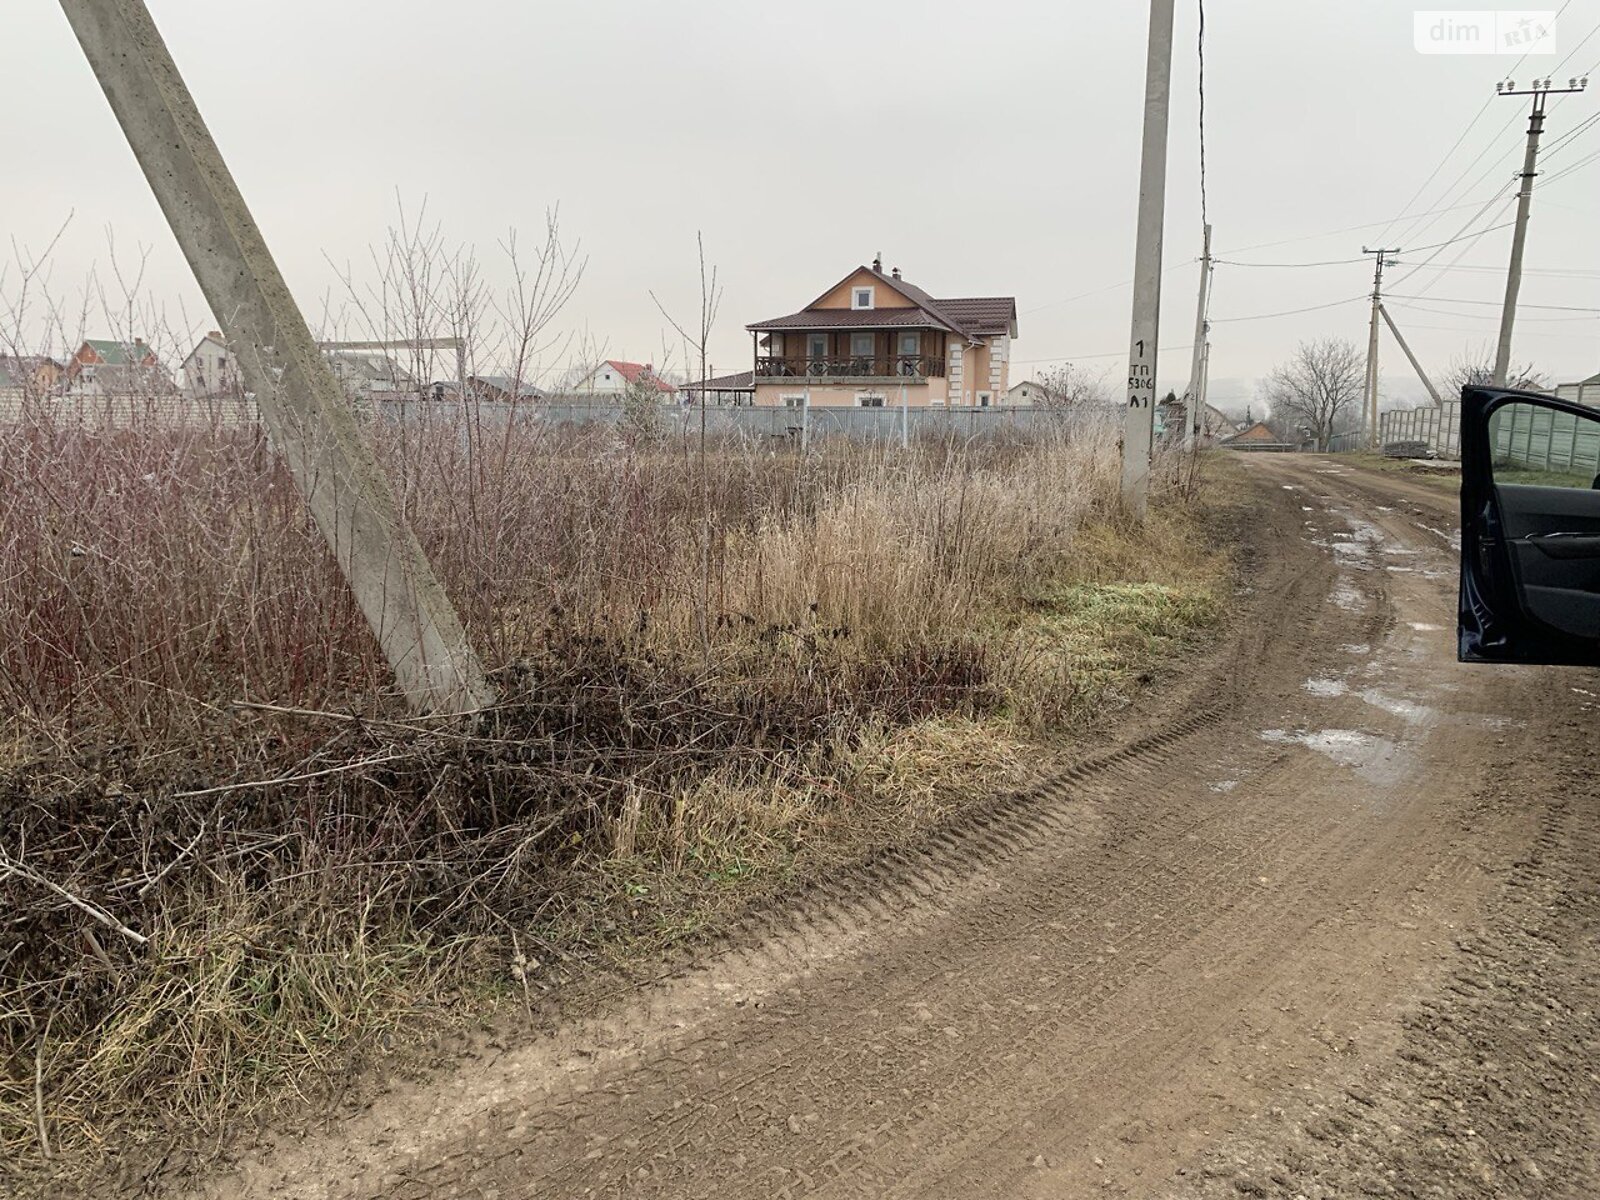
782;394;806;408
855;393;885;408
852;287;874;310
849;332;875;357
977;391;993;407
898;331;921;355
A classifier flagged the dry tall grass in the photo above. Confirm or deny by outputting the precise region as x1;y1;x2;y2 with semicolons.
0;403;1222;1179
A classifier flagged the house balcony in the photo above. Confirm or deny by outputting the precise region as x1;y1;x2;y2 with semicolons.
755;354;945;382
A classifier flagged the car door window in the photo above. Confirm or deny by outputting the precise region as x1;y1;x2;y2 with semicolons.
1489;400;1600;489
1482;397;1600;647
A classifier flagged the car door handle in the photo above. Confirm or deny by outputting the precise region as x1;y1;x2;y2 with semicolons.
1525;532;1600;559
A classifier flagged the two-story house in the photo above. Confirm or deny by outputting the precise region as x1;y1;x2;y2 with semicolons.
181;331;244;398
747;259;1017;408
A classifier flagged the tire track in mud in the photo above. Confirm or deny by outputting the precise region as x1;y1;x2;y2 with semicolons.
187;457;1574;1200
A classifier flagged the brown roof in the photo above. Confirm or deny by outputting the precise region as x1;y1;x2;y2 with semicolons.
933;296;1017;335
1223;421;1287;444
753;265;1017;341
747;307;952;332
683;370;755;390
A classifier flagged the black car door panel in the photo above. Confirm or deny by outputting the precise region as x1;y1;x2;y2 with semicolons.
1459;388;1600;665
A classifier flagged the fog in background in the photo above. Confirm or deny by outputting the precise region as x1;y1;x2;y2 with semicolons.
3;0;1597;406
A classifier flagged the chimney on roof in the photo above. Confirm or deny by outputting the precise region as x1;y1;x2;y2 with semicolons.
891;266;901;280
872;252;882;273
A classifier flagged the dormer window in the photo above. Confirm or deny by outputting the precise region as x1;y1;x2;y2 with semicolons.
852;287;874;310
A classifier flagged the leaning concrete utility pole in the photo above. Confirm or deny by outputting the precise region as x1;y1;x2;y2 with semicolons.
1121;0;1177;517
1492;76;1588;386
59;0;493;714
1185;223;1213;448
1377;304;1442;405
1361;247;1400;447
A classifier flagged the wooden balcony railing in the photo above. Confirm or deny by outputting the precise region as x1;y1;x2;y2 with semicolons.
755;355;945;380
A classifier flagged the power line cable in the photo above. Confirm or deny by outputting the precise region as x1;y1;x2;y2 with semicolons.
1372;0;1574;245
1211;194;1519;257
1544;145;1600;183
1209;294;1368;323
1386;299;1600;322
1384;190;1518;292
1539;110;1600;162
1389;17;1592;250
1388;293;1600;313
1197;0;1209;230
1214;222;1517;270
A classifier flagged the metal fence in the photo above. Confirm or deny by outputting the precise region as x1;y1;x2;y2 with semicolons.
0;395;1079;444
1377;403;1464;459
376;401;1078;442
1376;400;1600;473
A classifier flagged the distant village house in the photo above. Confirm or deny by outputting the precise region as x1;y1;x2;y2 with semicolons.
571;360;678;399
64;338;173;396
0;355;63;401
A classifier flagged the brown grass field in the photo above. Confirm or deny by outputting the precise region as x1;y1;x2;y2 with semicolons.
0;404;1234;1182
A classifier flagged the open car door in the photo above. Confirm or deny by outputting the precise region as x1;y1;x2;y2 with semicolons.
1460;385;1600;665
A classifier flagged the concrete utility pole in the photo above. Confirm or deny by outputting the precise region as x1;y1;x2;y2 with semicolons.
59;0;493;714
1492;76;1588;386
1377;304;1443;405
1185;223;1213;448
1121;0;1177;517
1361;247;1401;447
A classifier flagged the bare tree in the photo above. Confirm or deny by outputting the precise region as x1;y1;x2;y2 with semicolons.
650;232;723;408
650;234;724;667
1260;338;1364;452
1034;361;1113;408
1440;348;1546;400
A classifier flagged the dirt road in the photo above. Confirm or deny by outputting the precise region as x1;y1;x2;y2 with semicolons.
191;457;1600;1200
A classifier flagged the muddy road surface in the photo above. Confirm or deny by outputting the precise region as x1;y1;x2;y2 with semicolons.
191;457;1600;1200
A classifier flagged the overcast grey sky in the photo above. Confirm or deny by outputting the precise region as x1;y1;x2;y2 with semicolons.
3;0;1597;406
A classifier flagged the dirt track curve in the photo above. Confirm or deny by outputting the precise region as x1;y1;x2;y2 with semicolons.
187;456;1600;1200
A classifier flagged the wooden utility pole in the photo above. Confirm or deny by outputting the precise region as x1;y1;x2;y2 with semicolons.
59;0;493;714
1121;0;1176;518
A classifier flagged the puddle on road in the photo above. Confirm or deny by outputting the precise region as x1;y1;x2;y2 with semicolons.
1408;622;1444;632
1331;580;1367;611
1303;677;1350;698
1209;779;1240;793
1340;643;1370;655
1358;689;1434;724
1259;728;1407;786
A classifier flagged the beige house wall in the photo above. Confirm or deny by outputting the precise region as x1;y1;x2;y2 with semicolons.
754;378;951;408
812;269;918;311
